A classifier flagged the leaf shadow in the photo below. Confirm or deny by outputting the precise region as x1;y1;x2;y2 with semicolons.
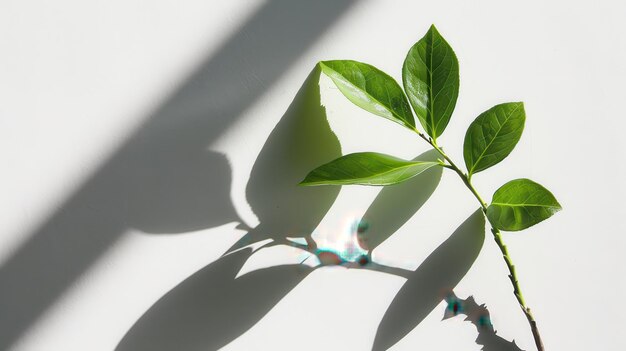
357;150;442;251
116;67;340;350
372;209;486;351
116;248;313;351
116;65;478;351
227;66;341;252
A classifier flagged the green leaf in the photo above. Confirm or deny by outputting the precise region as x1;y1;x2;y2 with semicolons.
319;60;415;130
487;178;561;231
402;24;459;139
299;152;439;186
463;102;525;176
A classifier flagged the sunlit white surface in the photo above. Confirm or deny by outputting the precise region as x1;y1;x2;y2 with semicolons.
1;0;625;350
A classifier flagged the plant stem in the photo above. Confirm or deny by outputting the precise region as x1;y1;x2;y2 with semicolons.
415;131;545;351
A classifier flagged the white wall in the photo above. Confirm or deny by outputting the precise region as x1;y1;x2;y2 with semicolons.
1;0;624;350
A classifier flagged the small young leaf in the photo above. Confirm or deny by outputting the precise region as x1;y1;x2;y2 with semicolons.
319;60;415;130
402;24;459;139
463;102;525;176
487;178;561;231
299;152;439;186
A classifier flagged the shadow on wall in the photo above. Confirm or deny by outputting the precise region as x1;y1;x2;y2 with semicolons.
372;209;486;351
112;41;525;351
112;74;475;349
116;248;314;351
366;208;522;351
116;209;491;351
357;149;442;252
1;1;527;348
117;66;338;350
113;72;520;349
0;1;358;349
227;67;341;253
116;72;501;351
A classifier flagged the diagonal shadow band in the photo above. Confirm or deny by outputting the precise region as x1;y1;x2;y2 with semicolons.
114;66;449;350
372;209;486;351
117;67;340;351
112;85;478;350
0;1;357;349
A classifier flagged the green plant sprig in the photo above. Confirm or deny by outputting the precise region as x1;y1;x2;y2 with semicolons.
299;25;561;351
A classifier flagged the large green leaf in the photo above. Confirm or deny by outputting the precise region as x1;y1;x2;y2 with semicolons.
299;152;439;186
463;102;525;176
402;25;459;139
319;60;415;130
487;178;561;231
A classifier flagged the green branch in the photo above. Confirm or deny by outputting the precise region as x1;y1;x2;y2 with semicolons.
301;25;562;351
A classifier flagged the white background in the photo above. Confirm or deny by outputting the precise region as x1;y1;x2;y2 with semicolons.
1;0;625;350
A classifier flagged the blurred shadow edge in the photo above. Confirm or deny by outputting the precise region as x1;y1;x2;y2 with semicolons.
0;1;357;349
117;65;341;351
227;66;341;254
116;248;314;351
372;209;486;351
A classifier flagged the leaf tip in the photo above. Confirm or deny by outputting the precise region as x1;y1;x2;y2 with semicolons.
298;173;313;186
510;102;526;117
298;178;312;186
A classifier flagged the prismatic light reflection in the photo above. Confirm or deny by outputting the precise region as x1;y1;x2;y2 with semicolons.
308;215;369;265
